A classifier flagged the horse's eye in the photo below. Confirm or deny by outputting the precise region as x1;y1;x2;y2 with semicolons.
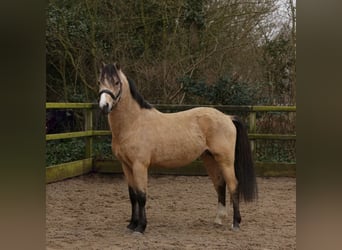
115;81;120;86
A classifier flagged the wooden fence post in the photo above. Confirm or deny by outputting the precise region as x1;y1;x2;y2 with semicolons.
248;111;256;162
85;108;93;159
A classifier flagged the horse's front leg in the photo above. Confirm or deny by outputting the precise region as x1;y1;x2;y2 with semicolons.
122;164;140;231
127;186;147;233
127;186;139;230
134;189;147;233
131;162;148;233
123;162;148;233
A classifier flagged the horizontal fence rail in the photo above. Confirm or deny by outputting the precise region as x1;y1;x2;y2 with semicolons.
46;103;296;183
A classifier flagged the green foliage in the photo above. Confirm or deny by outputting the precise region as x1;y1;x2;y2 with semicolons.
46;139;85;165
256;140;295;163
181;76;255;105
46;137;114;166
184;0;205;28
92;137;113;160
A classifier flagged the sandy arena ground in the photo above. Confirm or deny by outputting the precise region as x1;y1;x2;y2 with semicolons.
46;174;296;249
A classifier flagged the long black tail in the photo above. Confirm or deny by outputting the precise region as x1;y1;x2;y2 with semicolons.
232;116;258;202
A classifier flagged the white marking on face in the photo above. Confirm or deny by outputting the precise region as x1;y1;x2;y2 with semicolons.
99;92;113;111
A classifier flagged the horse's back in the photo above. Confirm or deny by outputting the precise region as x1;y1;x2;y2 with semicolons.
169;107;235;135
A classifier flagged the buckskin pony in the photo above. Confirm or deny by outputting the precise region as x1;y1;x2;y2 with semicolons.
98;63;257;234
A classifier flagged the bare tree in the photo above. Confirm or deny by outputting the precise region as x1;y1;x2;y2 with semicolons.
46;0;295;105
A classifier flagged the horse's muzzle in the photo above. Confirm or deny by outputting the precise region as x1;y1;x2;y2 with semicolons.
100;103;112;115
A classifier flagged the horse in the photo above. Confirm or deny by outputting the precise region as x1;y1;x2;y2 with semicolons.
98;62;258;234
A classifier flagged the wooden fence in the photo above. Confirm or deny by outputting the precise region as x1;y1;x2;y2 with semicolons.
46;103;296;183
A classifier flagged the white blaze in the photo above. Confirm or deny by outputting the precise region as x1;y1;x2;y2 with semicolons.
99;92;113;111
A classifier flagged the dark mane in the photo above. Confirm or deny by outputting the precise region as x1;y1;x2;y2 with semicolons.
127;78;153;109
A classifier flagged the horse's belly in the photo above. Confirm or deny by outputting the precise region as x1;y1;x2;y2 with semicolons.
152;156;200;168
151;142;205;168
152;159;195;168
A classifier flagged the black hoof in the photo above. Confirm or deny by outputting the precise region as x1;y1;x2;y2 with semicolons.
133;224;146;234
231;223;240;232
127;222;138;231
127;221;146;234
132;231;144;236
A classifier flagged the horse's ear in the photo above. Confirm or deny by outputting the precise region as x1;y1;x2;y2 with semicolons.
114;62;121;71
99;61;106;71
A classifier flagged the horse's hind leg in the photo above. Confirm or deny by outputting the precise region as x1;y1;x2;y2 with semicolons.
201;152;228;225
216;157;241;231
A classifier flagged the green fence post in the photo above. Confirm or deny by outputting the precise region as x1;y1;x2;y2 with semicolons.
85;108;93;159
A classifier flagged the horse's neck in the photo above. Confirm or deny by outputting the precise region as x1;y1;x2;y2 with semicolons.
108;92;142;140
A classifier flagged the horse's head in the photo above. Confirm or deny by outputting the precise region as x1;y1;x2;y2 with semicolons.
98;62;123;114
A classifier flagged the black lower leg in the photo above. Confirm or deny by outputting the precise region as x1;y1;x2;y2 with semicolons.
127;186;139;230
217;180;226;206
134;191;147;233
232;190;241;229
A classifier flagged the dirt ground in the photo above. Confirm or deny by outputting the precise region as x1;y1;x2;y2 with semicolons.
46;174;296;250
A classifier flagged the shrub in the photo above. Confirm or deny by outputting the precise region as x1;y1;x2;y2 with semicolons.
181;75;255;105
